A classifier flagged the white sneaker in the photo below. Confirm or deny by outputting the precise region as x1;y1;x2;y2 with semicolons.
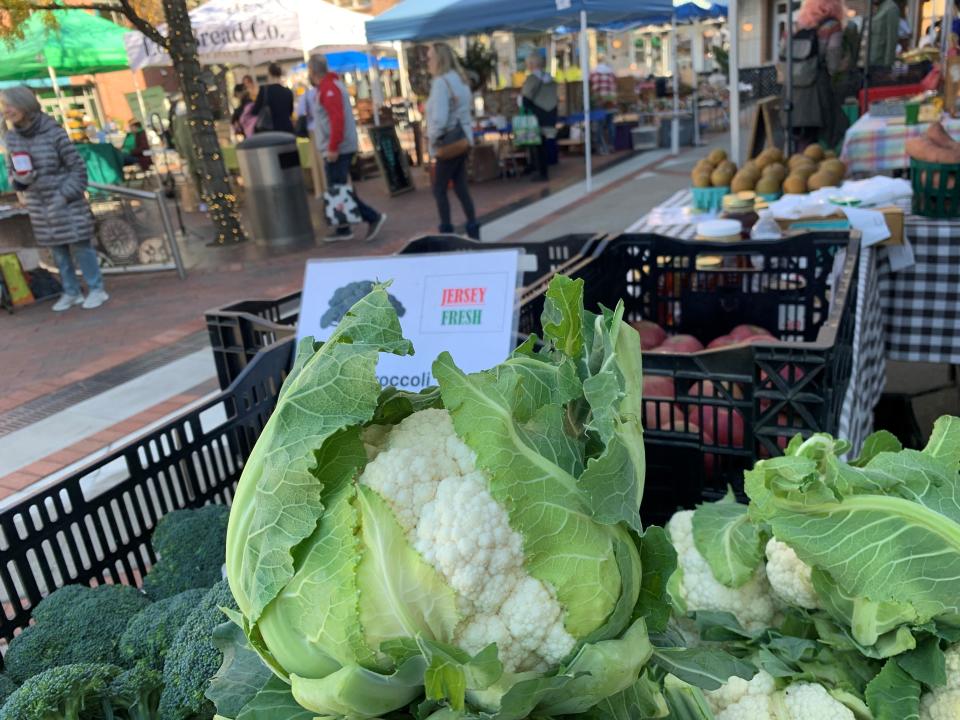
52;294;83;312
81;289;109;310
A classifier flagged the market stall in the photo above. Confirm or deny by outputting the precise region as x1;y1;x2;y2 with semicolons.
366;0;676;190
841;113;960;176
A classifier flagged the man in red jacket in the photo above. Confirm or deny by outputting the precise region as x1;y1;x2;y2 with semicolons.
308;54;386;242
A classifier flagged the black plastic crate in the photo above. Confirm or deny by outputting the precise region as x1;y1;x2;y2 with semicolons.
519;232;858;523
206;233;605;389
0;338;294;648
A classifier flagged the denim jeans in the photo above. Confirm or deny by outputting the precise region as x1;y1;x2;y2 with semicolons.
432;153;477;236
323;152;380;234
51;241;104;296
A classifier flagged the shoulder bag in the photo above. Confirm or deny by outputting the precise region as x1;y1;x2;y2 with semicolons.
254;85;274;133
434;76;470;161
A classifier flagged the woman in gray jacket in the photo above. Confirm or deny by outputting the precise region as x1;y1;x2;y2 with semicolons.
2;86;107;311
426;43;479;240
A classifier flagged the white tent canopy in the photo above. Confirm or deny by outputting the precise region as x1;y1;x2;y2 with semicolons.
124;0;372;69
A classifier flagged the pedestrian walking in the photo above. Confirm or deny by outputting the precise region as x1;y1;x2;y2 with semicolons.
231;83;256;139
426;43;479;239
1;86;108;311
251;63;295;134
589;56;617;155
308;54;387;242
296;85;325;198
520;51;558;182
787;0;848;150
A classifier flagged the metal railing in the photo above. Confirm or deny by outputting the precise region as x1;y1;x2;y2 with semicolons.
87;182;186;280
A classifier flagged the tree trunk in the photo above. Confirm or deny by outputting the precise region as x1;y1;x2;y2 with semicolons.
161;0;246;243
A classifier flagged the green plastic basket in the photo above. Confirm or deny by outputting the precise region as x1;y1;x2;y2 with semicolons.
691;185;728;212
758;191;782;203
910;158;960;218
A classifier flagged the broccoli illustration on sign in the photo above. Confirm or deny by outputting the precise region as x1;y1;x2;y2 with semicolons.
320;280;406;328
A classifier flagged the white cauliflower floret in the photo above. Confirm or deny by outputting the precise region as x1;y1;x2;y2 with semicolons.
780;683;854;720
765;538;820;609
667;510;777;631
708;672;853;720
707;670;776;716
360;409;474;532
359;409;576;672
921;644;960;720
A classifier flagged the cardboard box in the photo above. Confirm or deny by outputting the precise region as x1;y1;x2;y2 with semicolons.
775;205;904;245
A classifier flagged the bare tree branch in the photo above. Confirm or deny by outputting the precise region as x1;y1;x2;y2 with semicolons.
28;0;168;48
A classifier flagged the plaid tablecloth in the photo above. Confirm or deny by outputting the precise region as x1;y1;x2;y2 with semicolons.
878;216;960;364
840;114;960;176
628;189;885;453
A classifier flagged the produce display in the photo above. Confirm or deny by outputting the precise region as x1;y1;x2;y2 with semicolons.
691;149;739;189
905;121;960;165
218;277;748;719
722;145;849;197
663;419;960;719
4;278;956;720
0;505;233;720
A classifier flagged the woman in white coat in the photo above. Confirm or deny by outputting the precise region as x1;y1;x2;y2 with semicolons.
425;43;479;240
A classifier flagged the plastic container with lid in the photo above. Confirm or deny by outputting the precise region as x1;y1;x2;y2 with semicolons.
721;192;759;238
695;219;742;243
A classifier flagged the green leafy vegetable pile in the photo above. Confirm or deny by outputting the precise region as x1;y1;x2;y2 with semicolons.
219;277;747;719
663;419;960;719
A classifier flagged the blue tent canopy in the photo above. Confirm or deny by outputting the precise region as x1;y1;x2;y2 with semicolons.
365;0;674;42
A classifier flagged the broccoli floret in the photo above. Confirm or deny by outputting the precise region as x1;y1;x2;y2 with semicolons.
158;580;237;720
0;663;119;720
120;589;207;669
108;663;163;720
0;675;18;707
142;505;230;600
4;585;150;684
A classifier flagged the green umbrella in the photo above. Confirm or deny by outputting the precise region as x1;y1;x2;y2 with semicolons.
0;9;131;81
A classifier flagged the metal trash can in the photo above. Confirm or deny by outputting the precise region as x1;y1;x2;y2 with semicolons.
236;132;313;246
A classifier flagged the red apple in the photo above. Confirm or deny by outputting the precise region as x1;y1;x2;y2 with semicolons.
631;320;667;350
690;380;745;401
650;334;704;354
643;375;676;399
689;405;746;449
644;400;686;431
744;334;778;345
707;334;737;349
730;324;772;341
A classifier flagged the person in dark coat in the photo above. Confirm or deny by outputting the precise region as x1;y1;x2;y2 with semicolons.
520;51;558;182
788;0;849;150
1;86;108;311
251;63;295;134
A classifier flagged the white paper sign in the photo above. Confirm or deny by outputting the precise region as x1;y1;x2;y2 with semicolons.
297;251;522;391
841;207;891;247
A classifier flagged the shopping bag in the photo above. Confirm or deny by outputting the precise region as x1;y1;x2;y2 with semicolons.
512;111;542;146
324;184;363;227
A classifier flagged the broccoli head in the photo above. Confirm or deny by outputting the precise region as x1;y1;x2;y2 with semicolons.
158;580;238;720
3;585;150;684
320;280;406;328
0;675;18;708
142;505;230;600
0;663;120;720
120;589;207;669
108;663;163;720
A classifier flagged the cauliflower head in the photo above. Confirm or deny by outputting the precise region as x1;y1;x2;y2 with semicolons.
667;510;777;632
707;671;854;720
765;538;820;610
920;644;960;720
360;409;576;672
